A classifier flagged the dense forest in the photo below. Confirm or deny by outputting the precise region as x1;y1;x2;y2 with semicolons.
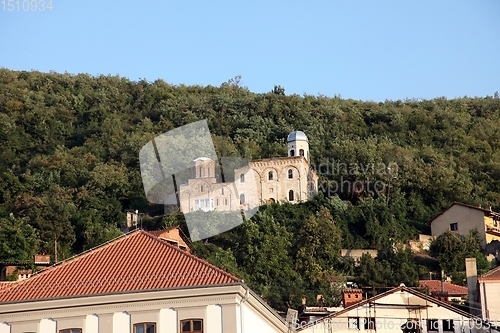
1;69;499;311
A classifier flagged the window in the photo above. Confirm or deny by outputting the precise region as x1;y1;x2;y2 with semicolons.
290;149;295;156
133;323;156;333
268;171;273;180
224;198;228;205
364;318;375;330
442;320;453;332
59;330;82;333
288;169;293;179
216;198;219;206
270;188;274;193
348;317;360;330
450;222;458;231
427;319;439;332
288;190;294;201
198;167;202;178
207;168;210;177
299;149;304;156
240;193;245;204
180;319;203;333
240;173;245;183
200;185;204;192
221;187;224;195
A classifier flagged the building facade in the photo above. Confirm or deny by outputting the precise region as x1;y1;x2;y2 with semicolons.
0;230;288;333
171;131;319;214
429;202;500;248
298;286;491;333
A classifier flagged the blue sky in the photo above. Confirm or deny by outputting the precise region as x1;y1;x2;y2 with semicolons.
1;0;499;102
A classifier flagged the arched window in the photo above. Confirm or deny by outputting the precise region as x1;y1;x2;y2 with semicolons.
288;190;294;201
299;149;304;156
288;169;293;179
207;167;210;177
290;149;295;156
225;198;228;205
221;187;224;195
199;167;202;177
200;185;204;192
240;193;245;204
268;171;273;180
240;173;245;183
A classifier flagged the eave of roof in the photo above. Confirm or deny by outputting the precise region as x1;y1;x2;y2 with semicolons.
479;265;500;282
298;286;478;331
0;229;241;303
426;202;498;226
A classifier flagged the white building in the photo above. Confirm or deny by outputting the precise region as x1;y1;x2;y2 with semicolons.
165;131;319;214
297;285;492;333
0;229;288;333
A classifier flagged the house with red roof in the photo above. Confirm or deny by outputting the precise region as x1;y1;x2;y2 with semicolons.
419;280;468;303
0;229;288;333
478;265;500;321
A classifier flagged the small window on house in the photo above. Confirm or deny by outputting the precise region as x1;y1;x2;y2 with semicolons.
348;317;360;330
221;188;224;195
240;173;245;183
268;171;273;180
290;149;295;156
288;190;294;201
240;193;245;204
180;319;203;332
364;318;376;330
299;149;304;156
427;319;439;332
270;188;274;193
224;198;228;205
442;320;453;332
198;167;202;178
59;329;83;333
450;223;458;231
288;169;293;179
216;198;219;206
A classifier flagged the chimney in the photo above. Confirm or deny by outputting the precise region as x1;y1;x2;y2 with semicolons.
342;288;363;308
34;254;50;264
466;258;481;317
486;206;492;211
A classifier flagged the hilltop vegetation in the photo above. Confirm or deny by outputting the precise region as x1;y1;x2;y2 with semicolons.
1;69;499;309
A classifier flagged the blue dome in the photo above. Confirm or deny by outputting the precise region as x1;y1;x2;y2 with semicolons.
287;131;308;142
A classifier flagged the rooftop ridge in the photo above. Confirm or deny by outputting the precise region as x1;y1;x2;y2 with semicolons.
139;230;241;283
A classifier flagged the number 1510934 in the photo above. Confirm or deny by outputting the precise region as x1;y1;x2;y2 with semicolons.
2;0;53;11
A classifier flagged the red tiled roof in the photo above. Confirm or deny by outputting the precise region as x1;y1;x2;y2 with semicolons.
479;265;500;281
0;282;17;291
0;230;241;303
419;280;468;295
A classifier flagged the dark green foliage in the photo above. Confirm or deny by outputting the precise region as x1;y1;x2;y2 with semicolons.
0;69;499;309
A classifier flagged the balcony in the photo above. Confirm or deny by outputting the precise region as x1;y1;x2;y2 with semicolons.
486;225;500;237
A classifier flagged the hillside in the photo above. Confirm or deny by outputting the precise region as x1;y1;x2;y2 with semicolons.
1;69;499;310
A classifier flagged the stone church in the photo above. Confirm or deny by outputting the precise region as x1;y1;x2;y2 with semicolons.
165;131;319;214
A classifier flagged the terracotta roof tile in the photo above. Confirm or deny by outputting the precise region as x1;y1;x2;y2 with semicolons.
479;265;500;281
0;230;240;303
419;280;468;295
0;282;17;291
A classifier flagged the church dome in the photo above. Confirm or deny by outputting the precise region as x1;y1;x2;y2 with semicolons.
287;131;308;143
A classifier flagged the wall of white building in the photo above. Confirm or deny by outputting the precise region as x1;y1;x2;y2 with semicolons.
299;291;490;333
